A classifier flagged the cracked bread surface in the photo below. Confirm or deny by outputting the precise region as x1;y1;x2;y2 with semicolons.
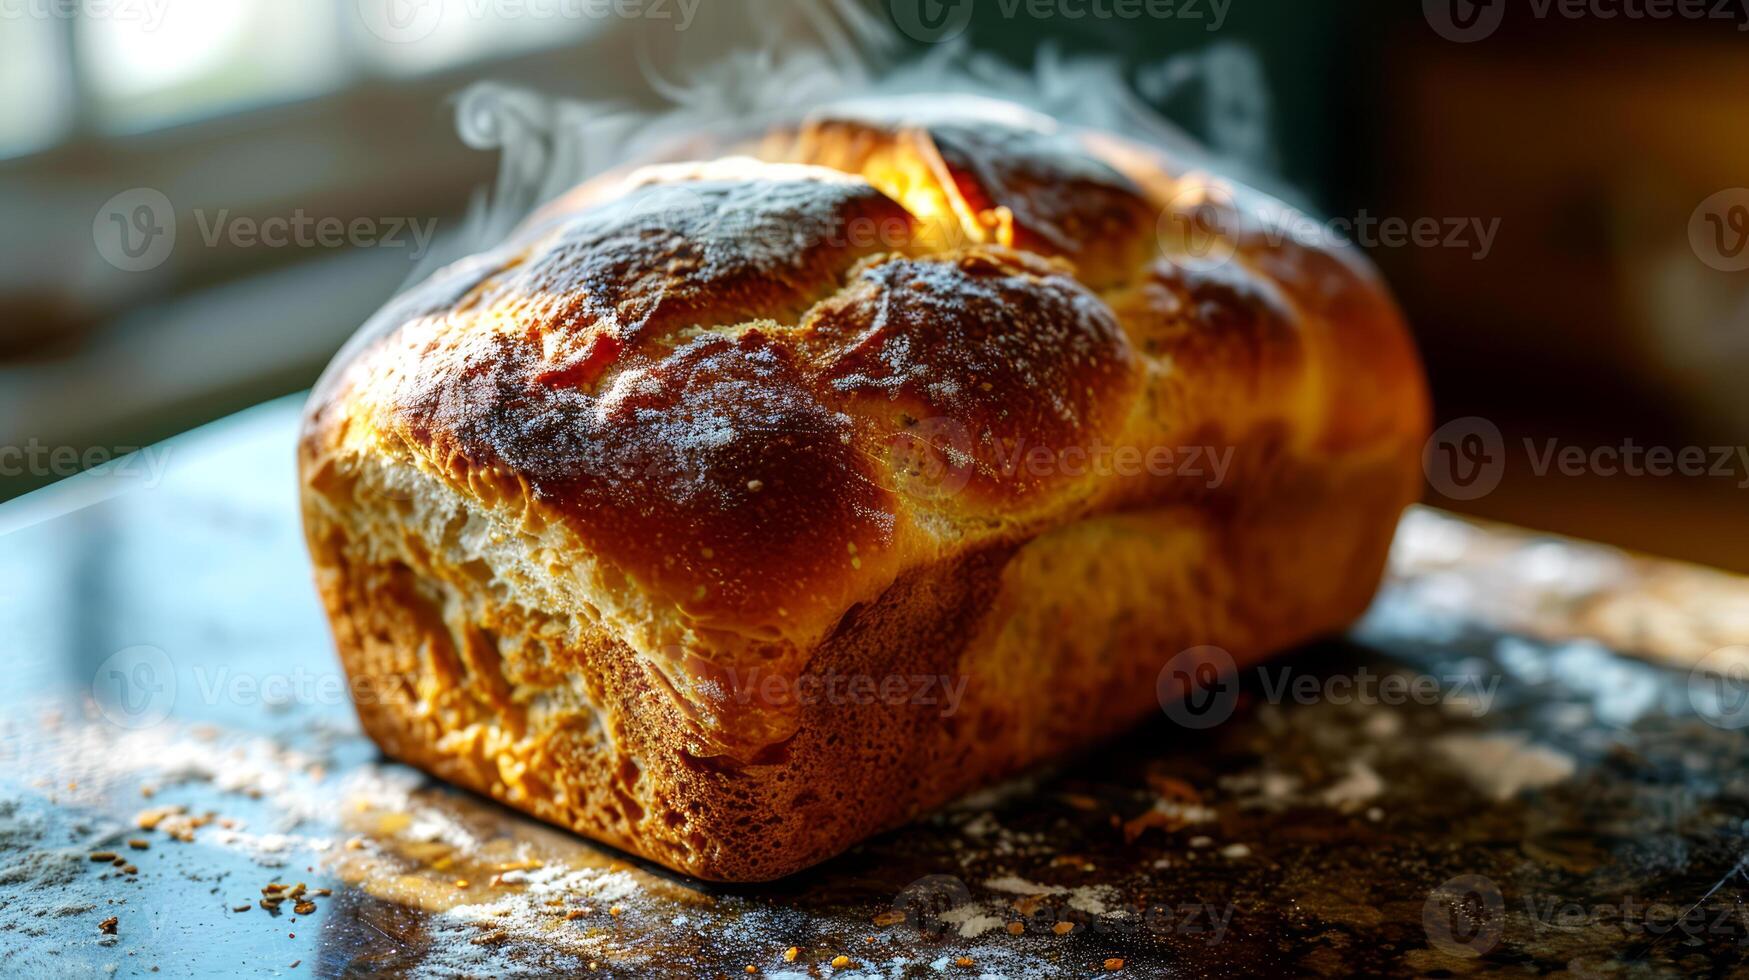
300;96;1428;880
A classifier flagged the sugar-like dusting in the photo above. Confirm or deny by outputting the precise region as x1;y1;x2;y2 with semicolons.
1434;733;1576;801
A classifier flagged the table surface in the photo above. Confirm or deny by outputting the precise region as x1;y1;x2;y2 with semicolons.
3;396;1749;978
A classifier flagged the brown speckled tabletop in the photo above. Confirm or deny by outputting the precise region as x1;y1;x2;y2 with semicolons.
3;396;1748;978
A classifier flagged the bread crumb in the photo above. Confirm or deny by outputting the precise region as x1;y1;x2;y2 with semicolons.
1006;921;1025;935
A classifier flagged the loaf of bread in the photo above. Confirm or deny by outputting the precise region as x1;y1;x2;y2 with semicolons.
299;97;1428;881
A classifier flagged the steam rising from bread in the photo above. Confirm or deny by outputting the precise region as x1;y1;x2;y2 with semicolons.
430;3;1279;284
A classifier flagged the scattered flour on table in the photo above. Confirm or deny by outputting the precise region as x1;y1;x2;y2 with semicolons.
1319;761;1385;811
1434;733;1575;800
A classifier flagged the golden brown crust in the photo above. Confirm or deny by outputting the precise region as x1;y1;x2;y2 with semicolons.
800;247;1137;509
300;96;1431;880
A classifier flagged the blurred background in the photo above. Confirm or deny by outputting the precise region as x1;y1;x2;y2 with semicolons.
1;0;1746;569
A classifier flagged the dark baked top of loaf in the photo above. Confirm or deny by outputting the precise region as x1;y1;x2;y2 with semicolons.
302;96;1427;651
